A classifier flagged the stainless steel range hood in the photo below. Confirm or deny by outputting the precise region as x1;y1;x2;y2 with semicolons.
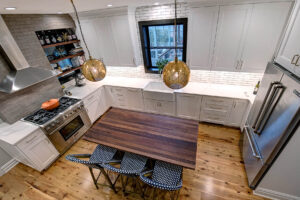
0;15;56;94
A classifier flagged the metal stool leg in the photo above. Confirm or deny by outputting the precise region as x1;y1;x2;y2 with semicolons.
88;167;99;189
100;168;117;193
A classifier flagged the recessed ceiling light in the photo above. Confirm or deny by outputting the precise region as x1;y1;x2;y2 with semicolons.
107;4;113;7
57;12;63;14
154;2;159;5
5;7;16;11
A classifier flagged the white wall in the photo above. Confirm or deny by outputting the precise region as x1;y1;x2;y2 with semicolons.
255;126;300;200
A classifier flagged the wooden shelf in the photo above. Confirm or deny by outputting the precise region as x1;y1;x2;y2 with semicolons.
50;51;84;64
57;66;82;77
42;40;80;48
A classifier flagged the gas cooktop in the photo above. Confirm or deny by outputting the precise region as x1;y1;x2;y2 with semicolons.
23;97;80;125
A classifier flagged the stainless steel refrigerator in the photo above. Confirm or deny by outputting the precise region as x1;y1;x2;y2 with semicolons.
243;62;300;189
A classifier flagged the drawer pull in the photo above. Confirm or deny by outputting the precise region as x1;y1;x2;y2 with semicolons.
26;135;39;143
291;54;299;64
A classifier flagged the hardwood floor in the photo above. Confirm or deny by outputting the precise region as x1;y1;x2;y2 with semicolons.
0;123;269;200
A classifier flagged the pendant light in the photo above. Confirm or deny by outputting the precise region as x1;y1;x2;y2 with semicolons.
162;0;190;89
70;0;106;82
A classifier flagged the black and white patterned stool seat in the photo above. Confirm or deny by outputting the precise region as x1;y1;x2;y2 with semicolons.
65;144;118;167
139;160;183;191
102;152;148;175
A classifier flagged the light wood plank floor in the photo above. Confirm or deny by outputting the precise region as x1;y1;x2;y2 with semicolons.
0;123;269;200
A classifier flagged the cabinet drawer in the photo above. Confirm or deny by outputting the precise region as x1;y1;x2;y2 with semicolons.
83;92;99;105
202;96;233;111
17;129;45;150
200;109;229;124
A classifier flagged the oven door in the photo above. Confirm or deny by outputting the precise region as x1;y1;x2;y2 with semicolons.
48;112;91;154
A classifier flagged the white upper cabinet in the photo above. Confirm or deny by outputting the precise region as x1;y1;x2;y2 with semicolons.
188;6;219;70
212;4;252;71
276;1;300;77
79;11;135;67
241;2;291;73
109;15;136;66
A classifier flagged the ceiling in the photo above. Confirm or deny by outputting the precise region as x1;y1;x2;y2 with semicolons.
0;0;180;14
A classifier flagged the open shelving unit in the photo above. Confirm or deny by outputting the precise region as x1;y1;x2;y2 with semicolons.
50;51;84;64
42;40;80;49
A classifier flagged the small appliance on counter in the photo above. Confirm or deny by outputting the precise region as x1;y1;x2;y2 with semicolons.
74;73;86;87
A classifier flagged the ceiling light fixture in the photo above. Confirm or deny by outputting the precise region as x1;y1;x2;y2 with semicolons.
57;12;63;14
107;4;113;7
162;0;190;89
70;0;106;82
5;7;16;10
154;2;159;5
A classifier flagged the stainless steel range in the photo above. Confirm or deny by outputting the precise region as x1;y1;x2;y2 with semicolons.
23;97;91;154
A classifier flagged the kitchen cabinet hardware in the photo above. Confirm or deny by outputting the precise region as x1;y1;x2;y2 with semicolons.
295;55;300;66
291;54;299;64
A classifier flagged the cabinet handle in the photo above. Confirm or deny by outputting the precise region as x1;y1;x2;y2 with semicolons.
295;56;300;66
236;60;240;69
291;54;299;64
239;60;244;69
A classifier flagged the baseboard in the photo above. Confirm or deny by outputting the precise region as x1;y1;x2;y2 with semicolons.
254;187;300;200
0;159;18;176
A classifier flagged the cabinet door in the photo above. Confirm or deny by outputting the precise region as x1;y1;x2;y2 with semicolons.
275;2;300;77
98;87;109;116
212;4;252;71
22;138;59;171
144;99;158;114
109;15;135;66
85;97;100;123
226;99;248;127
188;6;219;70
127;88;144;111
159;101;176;116
176;94;201;120
241;2;291;73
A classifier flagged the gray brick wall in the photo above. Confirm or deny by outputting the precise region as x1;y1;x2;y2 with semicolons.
2;14;75;69
0;14;73;124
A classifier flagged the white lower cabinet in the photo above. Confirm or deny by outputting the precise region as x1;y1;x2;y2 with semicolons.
176;93;202;120
107;86;128;108
126;88;144;111
225;99;249;127
144;99;175;116
199;96;248;127
83;90;101;123
0;129;59;172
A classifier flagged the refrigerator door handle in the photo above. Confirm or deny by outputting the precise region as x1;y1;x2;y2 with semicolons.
245;127;261;159
252;81;280;130
256;85;285;135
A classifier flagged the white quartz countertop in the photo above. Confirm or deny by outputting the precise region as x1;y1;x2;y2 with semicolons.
0;76;256;146
0;120;39;145
68;76;256;102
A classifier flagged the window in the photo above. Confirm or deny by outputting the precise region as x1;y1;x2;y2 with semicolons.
139;18;188;73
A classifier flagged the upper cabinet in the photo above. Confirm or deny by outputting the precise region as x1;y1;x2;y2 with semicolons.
188;6;219;70
241;2;291;73
212;4;252;71
275;1;300;77
79;10;135;67
188;2;292;72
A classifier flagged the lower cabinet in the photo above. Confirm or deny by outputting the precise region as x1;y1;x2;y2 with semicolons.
225;99;249;127
0;129;59;172
83;90;102;123
126;88;144;111
144;99;175;116
176;93;202;120
199;96;248;128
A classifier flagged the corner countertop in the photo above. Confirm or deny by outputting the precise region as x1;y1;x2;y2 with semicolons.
0;76;256;146
0;120;39;145
67;76;256;103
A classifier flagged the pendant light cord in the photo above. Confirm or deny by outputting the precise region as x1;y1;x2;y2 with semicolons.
70;0;91;59
174;0;178;60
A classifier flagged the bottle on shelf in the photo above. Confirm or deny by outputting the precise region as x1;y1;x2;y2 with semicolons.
253;81;260;95
44;31;51;45
56;33;63;43
67;29;73;41
51;32;57;44
37;32;45;45
70;29;77;40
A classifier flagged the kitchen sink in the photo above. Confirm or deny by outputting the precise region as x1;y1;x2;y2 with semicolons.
143;82;175;101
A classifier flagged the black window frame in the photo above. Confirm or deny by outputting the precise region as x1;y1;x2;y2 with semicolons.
138;18;188;73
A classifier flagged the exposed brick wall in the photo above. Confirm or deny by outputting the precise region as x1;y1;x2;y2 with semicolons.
2;14;75;69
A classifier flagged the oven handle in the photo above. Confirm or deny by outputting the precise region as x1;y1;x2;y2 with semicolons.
245;127;261;159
